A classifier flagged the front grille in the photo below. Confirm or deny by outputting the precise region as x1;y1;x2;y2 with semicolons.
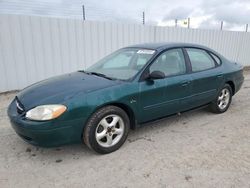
15;97;25;114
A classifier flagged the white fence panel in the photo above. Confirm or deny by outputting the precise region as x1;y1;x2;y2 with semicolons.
0;14;250;92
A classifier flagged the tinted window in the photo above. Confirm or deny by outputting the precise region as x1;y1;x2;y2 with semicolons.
210;53;221;65
186;48;216;72
150;48;186;76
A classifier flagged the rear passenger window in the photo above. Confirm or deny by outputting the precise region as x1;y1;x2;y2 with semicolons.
210;53;221;65
186;48;216;72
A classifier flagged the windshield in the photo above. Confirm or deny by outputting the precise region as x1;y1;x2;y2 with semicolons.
86;48;155;80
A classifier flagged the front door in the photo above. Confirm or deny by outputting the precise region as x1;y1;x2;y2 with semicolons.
138;48;192;123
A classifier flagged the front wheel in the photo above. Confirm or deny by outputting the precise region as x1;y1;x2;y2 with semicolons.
210;84;232;114
83;106;130;154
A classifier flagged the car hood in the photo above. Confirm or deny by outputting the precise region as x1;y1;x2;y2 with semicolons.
17;72;120;109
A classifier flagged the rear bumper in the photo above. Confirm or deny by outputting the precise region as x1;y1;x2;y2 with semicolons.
235;75;244;94
235;80;244;94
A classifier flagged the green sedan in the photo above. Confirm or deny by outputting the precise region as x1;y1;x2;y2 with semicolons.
8;43;244;154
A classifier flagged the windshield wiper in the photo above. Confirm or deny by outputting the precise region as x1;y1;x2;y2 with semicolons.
86;71;116;80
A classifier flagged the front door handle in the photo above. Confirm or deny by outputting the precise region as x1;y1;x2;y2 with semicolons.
217;74;223;78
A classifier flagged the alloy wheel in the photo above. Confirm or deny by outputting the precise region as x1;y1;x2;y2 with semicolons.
95;114;124;148
217;88;230;110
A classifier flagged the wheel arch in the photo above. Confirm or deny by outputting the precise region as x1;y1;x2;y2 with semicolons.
226;81;235;95
92;102;137;130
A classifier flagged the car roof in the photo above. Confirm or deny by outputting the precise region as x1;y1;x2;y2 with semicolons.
127;42;211;51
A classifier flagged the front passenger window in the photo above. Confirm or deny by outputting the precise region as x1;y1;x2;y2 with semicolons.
149;49;186;77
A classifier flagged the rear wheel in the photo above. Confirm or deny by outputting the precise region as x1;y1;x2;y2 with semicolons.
210;84;232;113
83;106;130;154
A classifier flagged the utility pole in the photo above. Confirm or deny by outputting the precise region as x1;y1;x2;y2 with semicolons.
246;24;248;32
175;19;178;27
187;17;190;29
82;5;85;21
220;21;223;30
142;11;145;25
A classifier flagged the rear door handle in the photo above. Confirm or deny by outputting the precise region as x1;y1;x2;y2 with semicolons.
181;81;191;87
217;74;223;78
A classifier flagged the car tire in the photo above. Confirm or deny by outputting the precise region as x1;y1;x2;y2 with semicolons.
210;84;232;114
83;105;130;154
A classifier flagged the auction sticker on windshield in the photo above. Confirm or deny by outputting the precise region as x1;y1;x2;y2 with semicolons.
137;49;155;54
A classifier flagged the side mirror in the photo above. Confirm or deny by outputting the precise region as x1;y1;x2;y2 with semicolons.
147;71;165;80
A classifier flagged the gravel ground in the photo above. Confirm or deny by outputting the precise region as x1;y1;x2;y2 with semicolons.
0;72;250;188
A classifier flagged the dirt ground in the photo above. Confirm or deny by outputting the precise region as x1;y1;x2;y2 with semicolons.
0;72;250;188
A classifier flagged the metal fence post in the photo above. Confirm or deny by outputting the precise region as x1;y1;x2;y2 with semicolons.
142;11;145;25
220;21;223;30
82;5;86;21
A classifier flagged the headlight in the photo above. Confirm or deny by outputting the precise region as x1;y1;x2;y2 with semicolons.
25;105;67;121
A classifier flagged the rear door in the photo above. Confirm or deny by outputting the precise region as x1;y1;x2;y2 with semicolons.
185;48;224;108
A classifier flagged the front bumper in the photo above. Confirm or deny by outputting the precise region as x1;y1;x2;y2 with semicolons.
8;100;85;147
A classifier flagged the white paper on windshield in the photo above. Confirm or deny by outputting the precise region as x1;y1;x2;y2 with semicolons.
137;49;155;54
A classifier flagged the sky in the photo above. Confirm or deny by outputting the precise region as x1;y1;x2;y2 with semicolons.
1;0;250;31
